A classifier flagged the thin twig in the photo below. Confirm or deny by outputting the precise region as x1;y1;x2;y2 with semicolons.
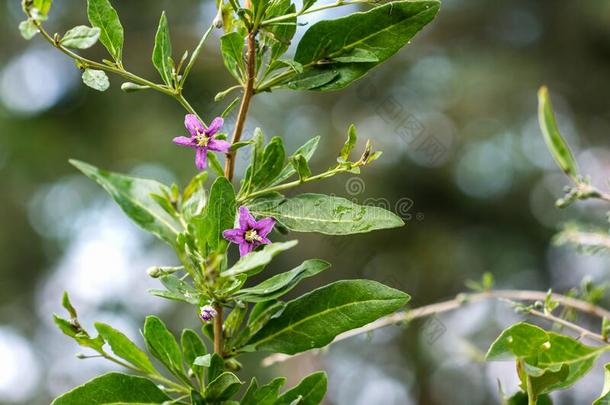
261;289;610;366
224;31;257;180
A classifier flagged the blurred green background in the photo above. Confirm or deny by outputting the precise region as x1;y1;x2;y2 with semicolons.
2;0;610;404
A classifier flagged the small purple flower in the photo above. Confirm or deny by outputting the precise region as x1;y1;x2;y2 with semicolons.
222;206;276;256
199;305;217;322
173;114;230;170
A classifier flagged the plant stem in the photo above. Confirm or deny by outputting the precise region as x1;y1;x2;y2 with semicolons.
224;31;257;180
261;289;610;366
32;20;202;122
213;303;224;356
237;166;344;202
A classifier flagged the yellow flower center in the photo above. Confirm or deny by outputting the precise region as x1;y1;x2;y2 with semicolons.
245;229;262;243
196;130;209;147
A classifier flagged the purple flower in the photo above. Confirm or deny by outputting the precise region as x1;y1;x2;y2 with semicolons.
173;114;230;170
199;305;217;322
222;206;276;256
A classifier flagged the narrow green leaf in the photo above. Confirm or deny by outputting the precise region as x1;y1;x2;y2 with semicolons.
286;0;440;91
272;136;320;185
339;124;357;162
159;275;200;304
241;378;259;405
194;353;212;367
207;353;225;383
51;373;170;404
61;25;101;49
70;160;182;246
143;316;185;380
236;259;330;302
195;176;236;252
246;280;409;354
245;377;285;405
222;241;298;277
265;0;296;63
538;86;579;180
221;32;245;81
95;323;156;374
82;69;110;91
251;136;286;190
152;11;173;86
53;315;104;351
205;372;243;402
248;193;405;235
290;154;311;181
182;329;207;386
61;291;78;319
275;371;327;405
87;0;124;62
18;20;38;40
206;151;225;177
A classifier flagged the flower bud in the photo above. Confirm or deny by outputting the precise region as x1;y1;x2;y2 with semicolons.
146;266;181;278
199;305;218;322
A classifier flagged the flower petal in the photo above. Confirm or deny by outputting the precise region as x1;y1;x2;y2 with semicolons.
205;117;224;135
222;228;245;244
239;242;254;256
173;136;196;147
185;114;205;136
195;148;208;170
259;236;272;245
238;206;256;230
254;217;275;237
208;138;231;153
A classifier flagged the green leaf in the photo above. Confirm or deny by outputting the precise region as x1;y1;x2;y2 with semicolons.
31;0;53;20
301;0;317;11
241;378;259;405
538;86;579;180
506;392;552;405
50;372;170;405
290;154;312;181
158;275;200;304
222;241;298;277
594;363;610;405
331;48;379;63
246;279;409;354
236;259;330;302
94;323;155;374
194;353;212;367
152;11;174;86
195;176;236;252
207;353;225;383
19;20;38;40
143;316;185;380
486;322;550;361
241;128;266;194
62;291;78;319
534;332;606;392
205;372;243;402
221;32;245;81
245;377;285;405
339;124;357;163
81;69;110;91
275;371;327;405
87;0;124;62
264;0;296;63
234;301;286;347
53;315;105;351
251;136;286;190
70;160;182;246
248;193;405;235
285;0;440;91
182;329;207;386
487;323;607;394
272;136;320;185
61;25;101;49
